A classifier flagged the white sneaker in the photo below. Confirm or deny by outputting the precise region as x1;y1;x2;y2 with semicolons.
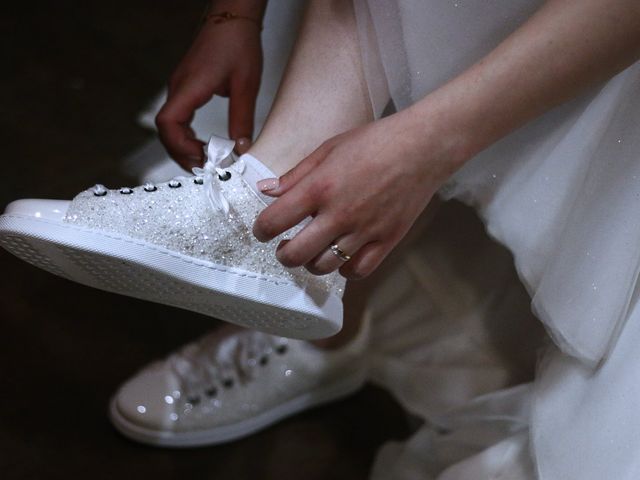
109;314;370;447
0;135;345;339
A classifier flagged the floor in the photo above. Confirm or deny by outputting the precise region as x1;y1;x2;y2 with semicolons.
0;2;412;479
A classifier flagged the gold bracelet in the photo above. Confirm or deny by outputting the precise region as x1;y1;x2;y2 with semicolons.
205;11;263;30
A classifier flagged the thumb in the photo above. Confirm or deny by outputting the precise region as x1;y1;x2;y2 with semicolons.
228;77;258;152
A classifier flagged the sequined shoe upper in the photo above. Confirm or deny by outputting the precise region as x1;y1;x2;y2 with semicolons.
113;319;369;433
63;135;345;296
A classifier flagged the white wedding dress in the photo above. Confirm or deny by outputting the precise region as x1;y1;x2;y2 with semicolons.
128;1;640;478
356;0;640;478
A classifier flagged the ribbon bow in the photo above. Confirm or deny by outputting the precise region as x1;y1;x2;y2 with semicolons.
192;135;245;216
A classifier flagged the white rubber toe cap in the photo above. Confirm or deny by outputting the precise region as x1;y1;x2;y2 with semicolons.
114;362;180;431
4;199;70;221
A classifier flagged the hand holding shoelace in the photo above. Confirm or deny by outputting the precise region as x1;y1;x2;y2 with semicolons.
252;109;465;280
156;3;265;169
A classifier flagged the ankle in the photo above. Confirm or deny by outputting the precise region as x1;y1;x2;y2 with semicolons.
246;136;312;177
245;148;287;177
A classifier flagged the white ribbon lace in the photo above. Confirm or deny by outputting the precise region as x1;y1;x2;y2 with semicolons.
90;135;245;216
168;329;287;399
191;135;246;216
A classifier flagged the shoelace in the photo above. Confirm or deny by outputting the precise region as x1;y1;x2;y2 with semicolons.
190;136;245;215
168;329;288;404
91;135;245;216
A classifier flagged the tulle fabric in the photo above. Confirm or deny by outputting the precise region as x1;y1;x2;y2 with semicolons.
355;0;640;368
366;204;542;479
355;0;640;478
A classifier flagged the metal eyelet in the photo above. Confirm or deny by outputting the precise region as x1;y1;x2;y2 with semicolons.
205;387;217;398
276;345;288;355
218;171;231;181
168;180;182;188
193;177;204;185
222;378;234;389
93;184;108;197
119;187;133;195
143;183;157;192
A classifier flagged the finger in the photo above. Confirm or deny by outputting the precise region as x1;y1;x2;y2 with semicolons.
305;233;365;275
253;180;317;242
275;215;344;268
256;143;331;197
339;241;391;280
156;91;209;169
228;76;259;150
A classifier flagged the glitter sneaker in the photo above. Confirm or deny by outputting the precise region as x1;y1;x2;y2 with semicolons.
109;314;370;447
0;135;345;339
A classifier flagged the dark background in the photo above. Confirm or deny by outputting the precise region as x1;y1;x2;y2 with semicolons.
0;2;412;479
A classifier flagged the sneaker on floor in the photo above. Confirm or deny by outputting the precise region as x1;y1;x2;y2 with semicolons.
109;314;370;447
0;135;345;339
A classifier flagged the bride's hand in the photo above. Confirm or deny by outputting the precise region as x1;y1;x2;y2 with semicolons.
156;18;262;169
252;110;463;279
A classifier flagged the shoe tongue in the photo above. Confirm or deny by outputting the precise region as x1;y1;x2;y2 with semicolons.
238;153;277;206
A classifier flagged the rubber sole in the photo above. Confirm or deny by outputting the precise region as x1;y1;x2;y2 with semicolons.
108;372;366;448
0;214;342;339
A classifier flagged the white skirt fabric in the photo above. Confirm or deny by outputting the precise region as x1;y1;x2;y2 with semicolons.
128;0;640;478
355;0;640;478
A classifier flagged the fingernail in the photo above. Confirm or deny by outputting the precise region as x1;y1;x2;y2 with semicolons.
183;155;203;169
234;137;252;154
276;239;289;251
257;178;279;192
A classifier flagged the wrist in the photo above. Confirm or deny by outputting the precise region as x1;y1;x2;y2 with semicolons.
395;97;473;182
208;0;267;21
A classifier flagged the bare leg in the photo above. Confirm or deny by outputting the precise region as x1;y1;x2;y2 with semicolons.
247;0;381;347
249;0;375;176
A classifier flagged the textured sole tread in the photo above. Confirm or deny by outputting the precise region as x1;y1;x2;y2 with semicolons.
0;215;342;339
